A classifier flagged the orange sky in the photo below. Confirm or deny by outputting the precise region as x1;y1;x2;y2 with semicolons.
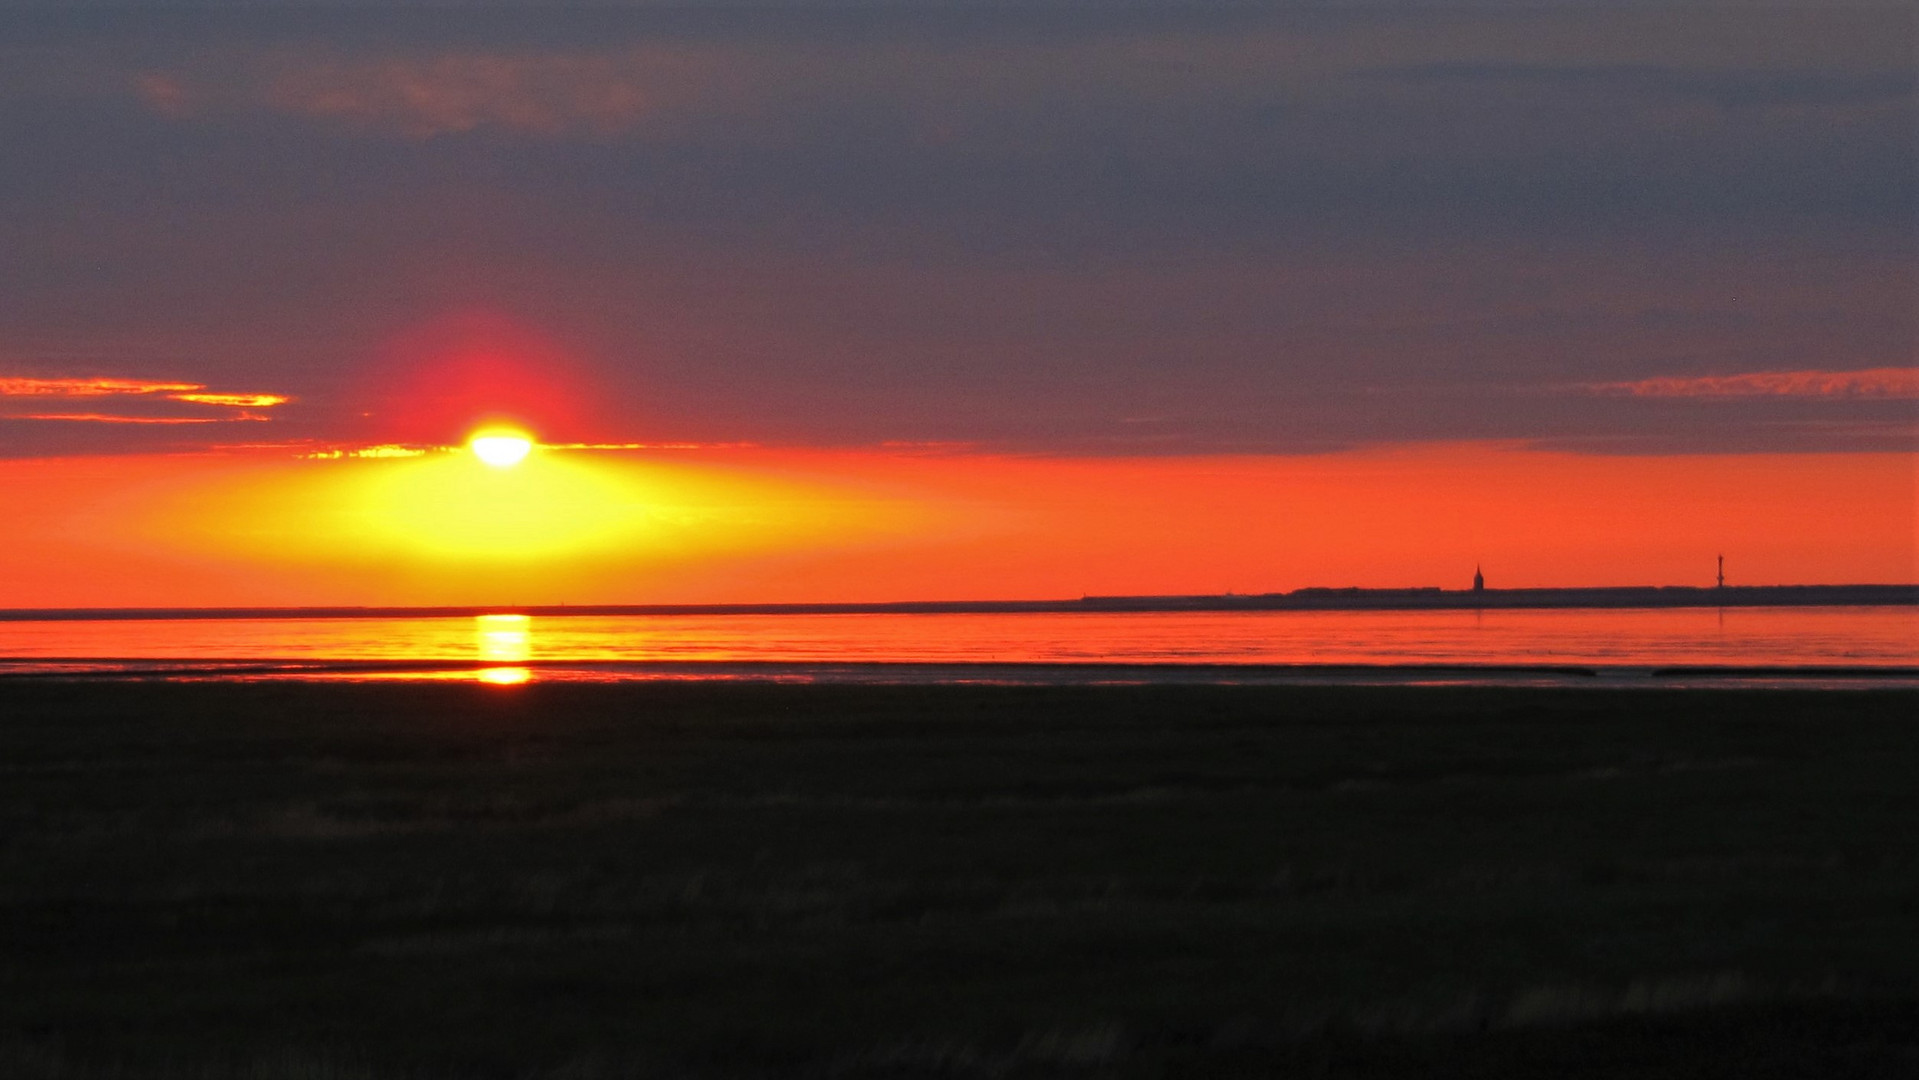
1;441;1910;608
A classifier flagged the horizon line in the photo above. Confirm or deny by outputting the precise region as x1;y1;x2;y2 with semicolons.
2;583;1914;622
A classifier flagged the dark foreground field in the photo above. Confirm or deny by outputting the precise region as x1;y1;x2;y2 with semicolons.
2;682;1916;1078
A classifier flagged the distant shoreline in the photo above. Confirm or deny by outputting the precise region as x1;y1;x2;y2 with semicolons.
3;658;1916;686
1;584;1912;621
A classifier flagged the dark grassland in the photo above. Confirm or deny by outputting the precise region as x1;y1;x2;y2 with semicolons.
2;682;1916;1078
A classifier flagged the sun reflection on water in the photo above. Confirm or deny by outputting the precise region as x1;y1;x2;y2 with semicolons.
475;614;533;684
477;613;531;661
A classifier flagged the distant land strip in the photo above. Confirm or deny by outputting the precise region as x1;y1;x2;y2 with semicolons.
1;584;1913;621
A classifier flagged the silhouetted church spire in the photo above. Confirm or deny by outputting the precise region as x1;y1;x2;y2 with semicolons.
1472;565;1484;592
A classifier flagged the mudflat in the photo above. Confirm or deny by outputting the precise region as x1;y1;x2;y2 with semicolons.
3;681;1915;1078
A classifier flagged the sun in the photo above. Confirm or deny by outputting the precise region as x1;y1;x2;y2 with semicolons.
468;429;534;468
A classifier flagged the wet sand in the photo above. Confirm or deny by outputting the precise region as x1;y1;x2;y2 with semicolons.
3;681;1916;1077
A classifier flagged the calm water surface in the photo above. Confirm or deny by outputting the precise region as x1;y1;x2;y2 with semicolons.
0;607;1913;685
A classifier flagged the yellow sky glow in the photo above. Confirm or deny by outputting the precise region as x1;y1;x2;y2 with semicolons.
0;443;1909;607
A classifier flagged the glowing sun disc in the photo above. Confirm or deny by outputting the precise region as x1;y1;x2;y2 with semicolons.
470;432;533;468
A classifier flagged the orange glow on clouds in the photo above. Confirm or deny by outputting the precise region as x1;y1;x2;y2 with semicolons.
305;445;429;460
1;376;292;424
0;378;204;397
169;392;292;408
1587;367;1919;399
12;413;250;425
0;442;1910;608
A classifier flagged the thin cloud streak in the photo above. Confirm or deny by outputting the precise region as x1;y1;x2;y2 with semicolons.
14;413;267;425
1;377;290;407
0;379;287;422
170;392;292;408
0;377;203;397
1584;368;1917;400
261;53;654;137
131;43;756;139
304;445;430;460
545;442;761;451
2;376;292;430
1367;62;1915;111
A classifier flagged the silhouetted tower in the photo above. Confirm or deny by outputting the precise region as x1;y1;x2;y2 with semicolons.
1473;565;1485;593
1717;554;1725;589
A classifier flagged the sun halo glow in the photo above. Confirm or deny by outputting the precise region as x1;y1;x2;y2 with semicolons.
119;443;943;595
470;431;534;468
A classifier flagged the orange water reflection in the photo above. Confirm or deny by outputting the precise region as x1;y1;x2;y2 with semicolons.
473;613;532;685
0;607;1912;674
475;614;531;663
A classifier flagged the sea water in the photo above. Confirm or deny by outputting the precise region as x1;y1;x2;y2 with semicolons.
0;606;1913;685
